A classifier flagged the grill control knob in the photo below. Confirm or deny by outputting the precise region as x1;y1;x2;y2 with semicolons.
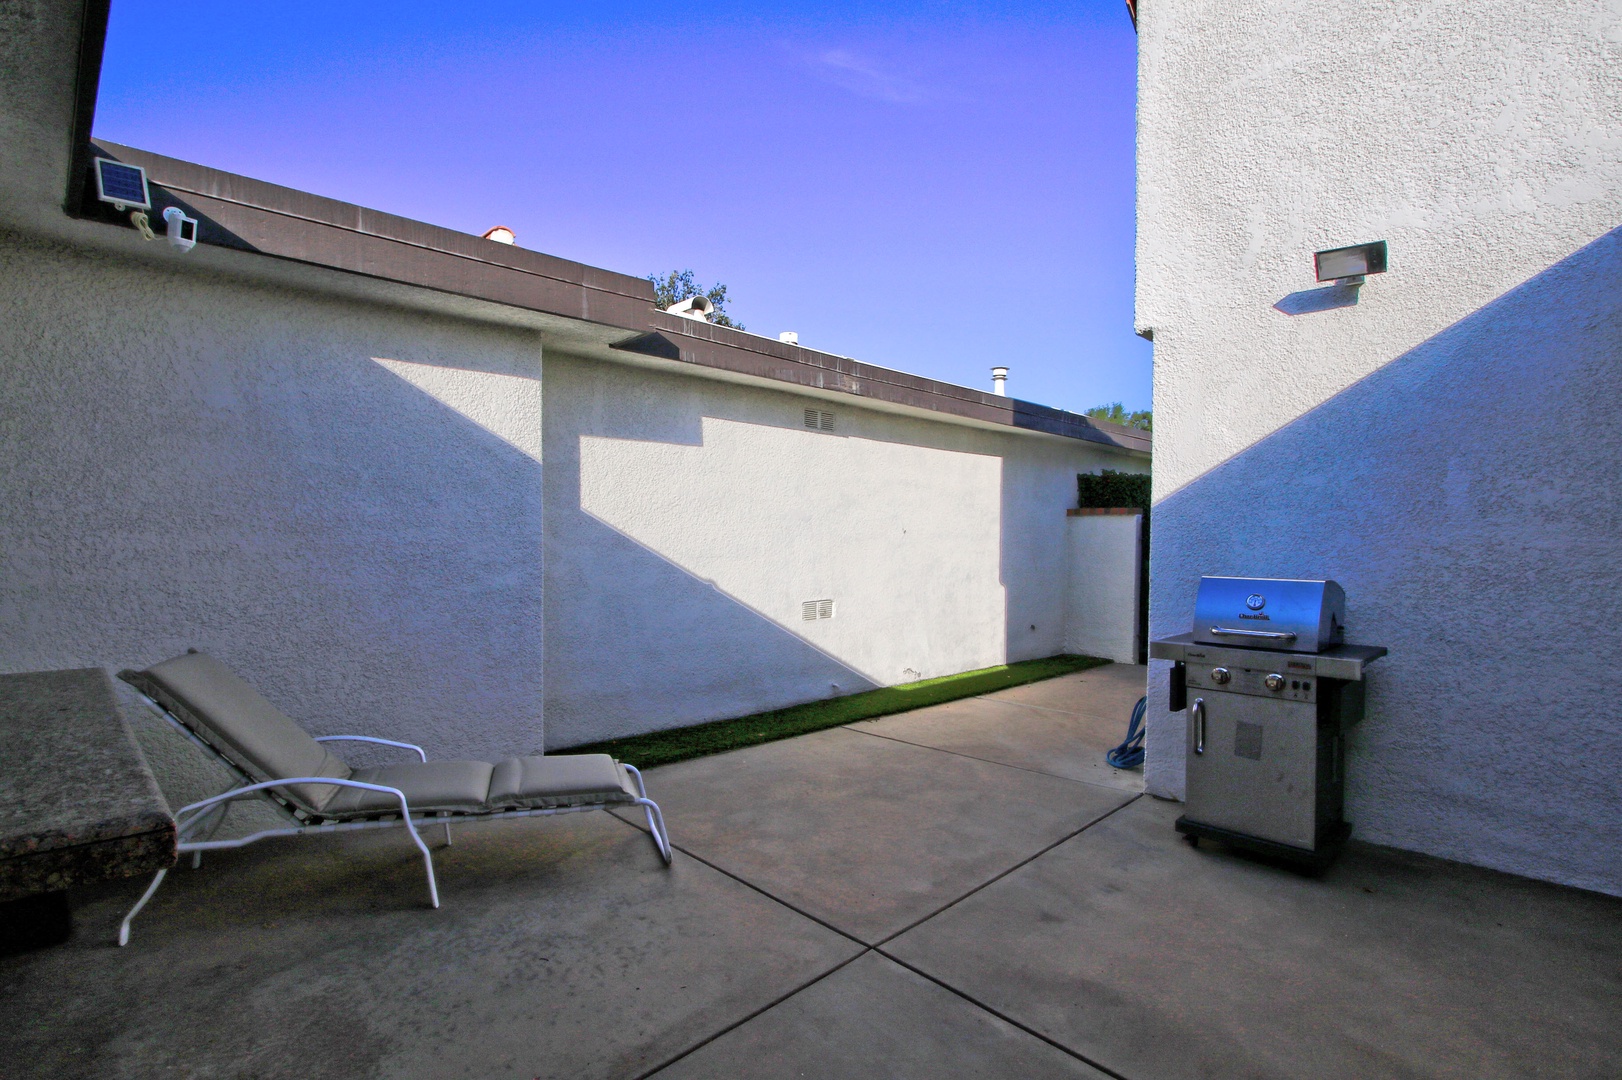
1210;667;1231;685
1264;673;1285;691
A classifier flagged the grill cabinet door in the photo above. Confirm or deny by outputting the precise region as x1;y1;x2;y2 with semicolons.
1184;691;1319;849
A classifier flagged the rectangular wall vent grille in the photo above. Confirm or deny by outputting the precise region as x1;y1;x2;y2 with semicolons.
804;408;835;431
801;599;835;621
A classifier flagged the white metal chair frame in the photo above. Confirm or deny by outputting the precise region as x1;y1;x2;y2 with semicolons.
119;693;672;946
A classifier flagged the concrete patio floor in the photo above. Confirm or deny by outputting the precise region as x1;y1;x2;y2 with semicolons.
4;662;1620;1079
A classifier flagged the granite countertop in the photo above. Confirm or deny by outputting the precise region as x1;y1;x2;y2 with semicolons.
0;669;176;899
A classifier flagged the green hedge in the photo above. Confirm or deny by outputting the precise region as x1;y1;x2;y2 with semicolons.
564;654;1111;770
1077;469;1150;510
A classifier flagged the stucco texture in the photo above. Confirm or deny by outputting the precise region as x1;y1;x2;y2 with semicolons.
541;353;1145;748
1136;0;1622;893
1065;513;1142;664
0;230;548;762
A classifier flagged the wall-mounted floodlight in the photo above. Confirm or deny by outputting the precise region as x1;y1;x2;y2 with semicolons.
163;206;198;253
94;157;150;212
1315;241;1387;286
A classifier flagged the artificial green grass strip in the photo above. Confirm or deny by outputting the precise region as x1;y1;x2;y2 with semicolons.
566;653;1112;771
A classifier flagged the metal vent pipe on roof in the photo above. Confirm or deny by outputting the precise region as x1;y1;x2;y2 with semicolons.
666;296;714;320
991;366;1008;396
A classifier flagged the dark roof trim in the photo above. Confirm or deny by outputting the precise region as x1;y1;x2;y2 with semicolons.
611;332;684;361
637;318;1152;452
80;142;1149;456
63;0;113;218
93;141;658;324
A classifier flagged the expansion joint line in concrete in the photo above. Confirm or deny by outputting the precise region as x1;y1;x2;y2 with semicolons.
606;791;1144;1080
868;945;1136;1080
628;948;873;1080
604;810;871;949
872;792;1144;949
844;723;1142;792
968;695;1140;727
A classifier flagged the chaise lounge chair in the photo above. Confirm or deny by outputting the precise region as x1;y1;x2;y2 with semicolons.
114;650;670;945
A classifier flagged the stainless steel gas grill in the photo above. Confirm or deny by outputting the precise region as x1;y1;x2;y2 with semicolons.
1150;577;1387;869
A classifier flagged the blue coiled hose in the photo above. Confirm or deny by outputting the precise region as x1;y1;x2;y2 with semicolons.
1105;695;1147;770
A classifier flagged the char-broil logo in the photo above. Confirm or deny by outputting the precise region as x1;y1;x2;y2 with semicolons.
1245;593;1266;611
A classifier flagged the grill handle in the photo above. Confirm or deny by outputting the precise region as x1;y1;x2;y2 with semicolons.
1192;698;1206;755
1209;626;1298;642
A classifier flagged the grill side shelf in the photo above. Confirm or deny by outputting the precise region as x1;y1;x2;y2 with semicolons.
1149;633;1387;681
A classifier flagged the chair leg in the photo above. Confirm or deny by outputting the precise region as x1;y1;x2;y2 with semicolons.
401;819;440;909
622;767;672;865
188;800;232;869
635;798;673;865
442;821;452;846
117;868;169;946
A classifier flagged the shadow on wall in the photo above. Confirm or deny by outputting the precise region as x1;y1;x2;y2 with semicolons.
1274;282;1361;315
547;508;878;748
533;347;1141;748
1147;225;1622;894
0;236;547;762
544;380;1017;747
545;405;868;748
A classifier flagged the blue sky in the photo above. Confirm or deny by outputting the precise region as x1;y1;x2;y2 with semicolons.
95;1;1148;413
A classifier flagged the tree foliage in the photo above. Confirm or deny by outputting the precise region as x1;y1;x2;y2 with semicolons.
1084;402;1152;431
647;269;744;329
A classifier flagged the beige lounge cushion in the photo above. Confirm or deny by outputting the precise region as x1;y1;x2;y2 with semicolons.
487;754;636;809
122;651;350;813
323;760;496;816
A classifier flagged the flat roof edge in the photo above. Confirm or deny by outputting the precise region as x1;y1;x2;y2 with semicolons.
80;142;1149;455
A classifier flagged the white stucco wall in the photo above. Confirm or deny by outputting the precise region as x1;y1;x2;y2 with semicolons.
1064;513;1142;665
541;352;1146;747
0;230;549;761
1136;1;1622;893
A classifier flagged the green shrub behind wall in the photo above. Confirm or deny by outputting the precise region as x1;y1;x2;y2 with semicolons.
1076;469;1150;510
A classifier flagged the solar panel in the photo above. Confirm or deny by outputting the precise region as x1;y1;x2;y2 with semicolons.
94;158;150;209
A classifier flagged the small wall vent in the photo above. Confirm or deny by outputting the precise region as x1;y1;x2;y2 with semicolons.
804;408;834;432
801;599;835;621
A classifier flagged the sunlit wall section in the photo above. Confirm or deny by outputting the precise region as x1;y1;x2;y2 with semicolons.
0;238;549;764
1136;0;1622;894
543;353;1137;748
580;415;1005;687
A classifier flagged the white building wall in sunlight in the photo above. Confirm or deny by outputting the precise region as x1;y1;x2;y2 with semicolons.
0;233;548;764
1136;0;1622;893
542;353;1146;748
1064;512;1142;664
580;417;1006;687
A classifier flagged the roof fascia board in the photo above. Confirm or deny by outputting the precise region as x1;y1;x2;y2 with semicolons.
63;0;112;219
92;141;657;309
630;318;1152;454
72;142;1148;455
566;340;1151;456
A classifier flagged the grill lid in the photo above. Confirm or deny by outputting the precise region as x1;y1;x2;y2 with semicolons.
1192;577;1345;654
